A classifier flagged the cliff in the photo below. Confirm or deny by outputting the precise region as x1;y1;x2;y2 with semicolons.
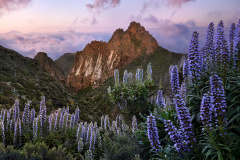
67;21;159;91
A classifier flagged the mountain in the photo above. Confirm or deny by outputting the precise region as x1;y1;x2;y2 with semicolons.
34;52;66;83
0;46;85;114
0;21;184;121
75;45;184;120
55;53;76;78
67;21;159;91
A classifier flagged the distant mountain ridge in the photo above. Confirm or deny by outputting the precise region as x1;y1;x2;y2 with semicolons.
0;45;80;109
34;52;66;83
55;53;76;78
67;21;159;91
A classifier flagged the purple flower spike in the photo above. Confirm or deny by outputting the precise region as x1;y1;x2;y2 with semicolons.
164;120;189;152
183;60;189;80
170;65;180;95
174;94;193;142
210;75;228;129
188;31;200;82
147;115;161;151
200;94;213;130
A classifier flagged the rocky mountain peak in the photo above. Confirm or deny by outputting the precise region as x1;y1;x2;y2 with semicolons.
34;52;47;58
127;21;144;34
67;21;159;91
34;52;66;83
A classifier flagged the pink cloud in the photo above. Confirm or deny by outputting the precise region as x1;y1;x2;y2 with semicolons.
167;0;196;7
0;0;32;16
140;0;196;13
86;0;121;11
130;14;194;53
140;0;159;13
0;31;111;60
144;14;159;24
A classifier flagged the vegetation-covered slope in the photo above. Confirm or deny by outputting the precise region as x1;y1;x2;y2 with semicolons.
0;43;183;123
77;46;184;120
54;53;76;78
0;46;92;119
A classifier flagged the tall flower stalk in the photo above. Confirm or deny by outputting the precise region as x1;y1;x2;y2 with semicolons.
165;120;188;152
170;65;180;95
147;115;161;151
188;31;200;83
132;115;138;133
174;94;194;144
210;75;227;134
200;94;213;131
0;120;4;145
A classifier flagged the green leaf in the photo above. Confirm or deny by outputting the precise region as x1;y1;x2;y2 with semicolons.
206;149;215;159
217;150;223;160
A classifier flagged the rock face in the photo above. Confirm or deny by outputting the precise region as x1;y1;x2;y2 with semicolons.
67;21;159;91
34;52;66;83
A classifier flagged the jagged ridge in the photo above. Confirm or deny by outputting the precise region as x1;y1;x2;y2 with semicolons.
67;21;159;91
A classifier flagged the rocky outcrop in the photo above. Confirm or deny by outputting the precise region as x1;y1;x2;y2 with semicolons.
67;21;159;91
34;52;66;83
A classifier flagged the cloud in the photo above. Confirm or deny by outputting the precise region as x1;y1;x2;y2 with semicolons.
144;14;159;24
85;0;121;26
0;0;32;16
140;0;196;13
185;20;196;28
141;0;159;13
130;14;200;53
0;31;111;60
129;15;143;22
150;20;191;53
130;14;195;53
206;10;240;27
206;11;222;19
166;0;196;7
148;19;213;53
130;13;210;53
86;0;121;11
91;16;97;25
68;17;79;35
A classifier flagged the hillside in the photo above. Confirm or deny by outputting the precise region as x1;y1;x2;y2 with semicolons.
76;46;184;119
0;21;184;122
34;52;66;83
0;46;99;121
55;53;76;77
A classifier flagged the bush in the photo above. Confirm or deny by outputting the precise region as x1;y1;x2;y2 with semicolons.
0;142;75;160
101;133;141;160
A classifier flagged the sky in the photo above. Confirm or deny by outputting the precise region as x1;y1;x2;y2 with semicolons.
0;0;239;60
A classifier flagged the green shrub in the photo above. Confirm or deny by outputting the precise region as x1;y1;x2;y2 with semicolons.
101;133;141;160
